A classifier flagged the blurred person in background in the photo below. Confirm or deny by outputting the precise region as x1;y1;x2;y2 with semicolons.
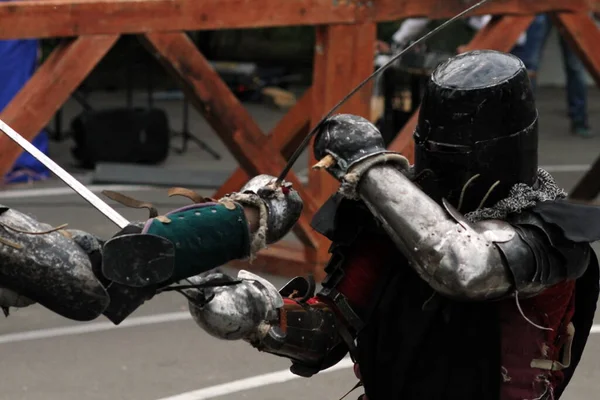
0;0;50;184
510;14;591;138
381;15;592;138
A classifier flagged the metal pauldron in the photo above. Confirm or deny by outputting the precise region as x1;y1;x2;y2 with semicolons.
356;163;517;301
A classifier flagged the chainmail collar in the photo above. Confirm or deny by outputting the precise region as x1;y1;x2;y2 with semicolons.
463;168;567;223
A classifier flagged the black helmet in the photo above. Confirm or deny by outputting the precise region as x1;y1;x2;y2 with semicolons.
413;50;538;213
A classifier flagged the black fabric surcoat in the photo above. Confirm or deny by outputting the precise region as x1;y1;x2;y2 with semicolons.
311;194;600;400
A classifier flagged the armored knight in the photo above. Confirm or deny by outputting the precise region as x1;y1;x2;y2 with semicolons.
179;50;600;400
0;176;303;325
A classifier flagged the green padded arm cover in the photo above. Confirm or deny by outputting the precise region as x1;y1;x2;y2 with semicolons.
142;201;251;284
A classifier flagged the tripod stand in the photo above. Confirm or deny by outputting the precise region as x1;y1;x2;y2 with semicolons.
172;97;221;160
125;52;222;161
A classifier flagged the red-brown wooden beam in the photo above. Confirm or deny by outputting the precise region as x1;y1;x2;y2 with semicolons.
308;22;377;278
139;32;320;248
551;12;600;89
0;35;119;176
0;0;589;40
309;23;376;206
213;88;311;199
234;23;378;280
387;15;534;157
551;11;600;200
228;240;318;279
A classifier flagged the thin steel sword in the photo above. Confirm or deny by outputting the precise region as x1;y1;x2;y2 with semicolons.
274;0;494;185
0;119;130;229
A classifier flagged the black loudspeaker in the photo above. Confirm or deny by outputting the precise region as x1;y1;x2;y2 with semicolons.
71;107;170;169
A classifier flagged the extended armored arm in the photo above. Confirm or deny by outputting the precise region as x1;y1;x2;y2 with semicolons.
311;114;590;301
0;174;303;324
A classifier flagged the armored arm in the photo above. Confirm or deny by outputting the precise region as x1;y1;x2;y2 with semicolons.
181;223;395;377
103;174;303;285
183;271;349;377
96;174;304;324
312;114;590;301
0;174;303;324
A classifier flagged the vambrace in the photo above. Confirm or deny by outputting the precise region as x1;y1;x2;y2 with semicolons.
352;163;515;300
184;272;347;377
344;162;588;300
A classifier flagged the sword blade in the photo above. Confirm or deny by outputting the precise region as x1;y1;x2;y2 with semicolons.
0;119;130;229
274;0;494;185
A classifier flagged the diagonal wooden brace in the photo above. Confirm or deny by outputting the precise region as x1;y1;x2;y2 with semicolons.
551;11;600;200
387;15;534;157
213;88;312;199
0;34;120;177
551;12;600;85
140;32;319;248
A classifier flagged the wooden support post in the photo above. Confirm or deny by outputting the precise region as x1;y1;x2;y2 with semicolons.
139;32;320;248
551;12;600;84
213;88;312;199
568;156;600;200
310;23;376;204
309;22;376;277
0;35;119;176
387;15;534;158
551;12;600;200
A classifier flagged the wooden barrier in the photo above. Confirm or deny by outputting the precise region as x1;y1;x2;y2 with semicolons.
0;0;597;279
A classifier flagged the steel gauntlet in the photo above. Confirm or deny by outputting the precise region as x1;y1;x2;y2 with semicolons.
185;271;347;377
222;174;303;245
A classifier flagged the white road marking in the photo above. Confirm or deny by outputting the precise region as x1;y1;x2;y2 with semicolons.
159;324;600;400
541;164;591;173
0;312;597;400
1;310;596;346
0;311;191;344
0;184;155;199
155;357;355;400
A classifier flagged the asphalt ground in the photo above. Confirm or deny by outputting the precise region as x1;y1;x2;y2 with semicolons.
0;87;599;400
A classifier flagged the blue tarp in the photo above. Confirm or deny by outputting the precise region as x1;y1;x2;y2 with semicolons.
0;34;50;184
